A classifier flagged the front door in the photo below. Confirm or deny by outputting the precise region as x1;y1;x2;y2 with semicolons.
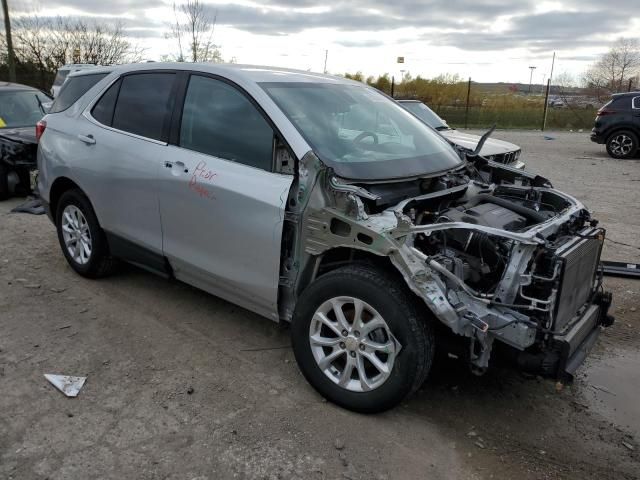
158;74;294;320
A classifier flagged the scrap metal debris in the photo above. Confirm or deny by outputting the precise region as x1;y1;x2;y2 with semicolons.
602;261;640;279
44;374;87;397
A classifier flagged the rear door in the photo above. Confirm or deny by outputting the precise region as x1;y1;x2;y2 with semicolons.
78;71;178;261
158;73;294;320
633;96;640;130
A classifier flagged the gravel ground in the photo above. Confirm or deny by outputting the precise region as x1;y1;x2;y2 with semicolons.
1;130;639;480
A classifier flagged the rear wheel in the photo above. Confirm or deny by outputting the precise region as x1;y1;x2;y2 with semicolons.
606;130;638;159
0;164;8;200
291;264;434;413
55;189;116;278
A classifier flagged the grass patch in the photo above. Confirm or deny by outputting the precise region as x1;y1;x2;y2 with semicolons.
435;106;597;130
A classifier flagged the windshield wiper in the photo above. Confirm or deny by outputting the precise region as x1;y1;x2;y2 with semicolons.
35;95;45;115
435;126;449;131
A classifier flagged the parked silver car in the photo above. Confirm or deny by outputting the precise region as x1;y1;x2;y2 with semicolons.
37;63;613;412
398;99;525;169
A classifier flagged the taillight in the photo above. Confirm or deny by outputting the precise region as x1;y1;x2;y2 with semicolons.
596;109;615;116
36;120;47;142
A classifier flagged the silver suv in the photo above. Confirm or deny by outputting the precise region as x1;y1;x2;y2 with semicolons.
38;63;613;413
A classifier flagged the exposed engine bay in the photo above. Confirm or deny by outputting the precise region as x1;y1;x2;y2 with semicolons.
279;138;614;380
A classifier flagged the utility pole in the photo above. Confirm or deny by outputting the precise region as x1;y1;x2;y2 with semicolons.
528;66;537;94
541;79;551;131
323;49;328;74
1;0;16;82
464;77;471;129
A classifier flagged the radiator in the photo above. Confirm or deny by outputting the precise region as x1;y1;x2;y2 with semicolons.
554;233;603;333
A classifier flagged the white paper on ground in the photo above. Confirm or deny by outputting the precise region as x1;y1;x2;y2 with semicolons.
44;374;87;397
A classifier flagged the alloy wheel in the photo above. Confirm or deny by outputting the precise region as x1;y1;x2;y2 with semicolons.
61;205;92;265
610;134;634;156
309;296;400;392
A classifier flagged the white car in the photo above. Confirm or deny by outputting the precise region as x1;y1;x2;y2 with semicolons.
398;100;525;168
50;64;99;97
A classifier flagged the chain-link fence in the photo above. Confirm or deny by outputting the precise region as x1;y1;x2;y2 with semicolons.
388;76;619;131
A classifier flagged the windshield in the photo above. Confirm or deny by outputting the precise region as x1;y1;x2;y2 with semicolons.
0;91;48;128
261;82;462;180
399;101;449;130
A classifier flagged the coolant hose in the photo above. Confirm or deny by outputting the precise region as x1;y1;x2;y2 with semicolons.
466;194;547;223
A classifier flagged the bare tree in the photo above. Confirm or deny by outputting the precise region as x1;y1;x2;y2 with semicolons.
168;0;222;63
6;15;143;88
584;38;640;95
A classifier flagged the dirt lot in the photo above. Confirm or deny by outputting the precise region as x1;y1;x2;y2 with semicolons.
1;130;639;480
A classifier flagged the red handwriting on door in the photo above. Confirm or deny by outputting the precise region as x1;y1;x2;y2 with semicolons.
188;160;217;200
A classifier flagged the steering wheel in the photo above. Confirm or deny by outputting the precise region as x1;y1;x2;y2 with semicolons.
354;131;379;145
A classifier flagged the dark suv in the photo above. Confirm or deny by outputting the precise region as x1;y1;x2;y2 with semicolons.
590;92;640;159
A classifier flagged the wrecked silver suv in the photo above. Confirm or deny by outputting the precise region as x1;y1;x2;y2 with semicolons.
38;64;613;413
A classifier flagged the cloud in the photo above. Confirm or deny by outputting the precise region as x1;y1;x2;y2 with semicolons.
9;0;640;53
429;10;635;51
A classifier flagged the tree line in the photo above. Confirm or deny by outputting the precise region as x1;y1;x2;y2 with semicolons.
345;38;640;106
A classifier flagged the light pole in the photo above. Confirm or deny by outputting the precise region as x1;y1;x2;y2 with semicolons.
528;66;537;94
1;0;16;82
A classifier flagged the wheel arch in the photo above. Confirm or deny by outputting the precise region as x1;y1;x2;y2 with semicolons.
605;125;639;142
298;247;431;318
49;177;93;222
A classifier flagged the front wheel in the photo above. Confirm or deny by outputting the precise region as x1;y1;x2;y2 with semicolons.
606;130;638;159
291;264;434;413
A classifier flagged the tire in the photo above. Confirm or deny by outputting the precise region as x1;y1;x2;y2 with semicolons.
16;168;32;196
0;163;9;200
291;264;434;413
55;189;116;278
606;130;638;159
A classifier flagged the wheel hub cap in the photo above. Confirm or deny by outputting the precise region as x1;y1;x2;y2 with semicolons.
611;134;633;155
61;205;92;265
309;296;401;392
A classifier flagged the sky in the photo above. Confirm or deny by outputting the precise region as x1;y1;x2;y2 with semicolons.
12;0;640;84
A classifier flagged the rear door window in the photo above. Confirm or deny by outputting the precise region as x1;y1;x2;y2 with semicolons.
179;75;274;170
111;73;175;141
50;73;108;113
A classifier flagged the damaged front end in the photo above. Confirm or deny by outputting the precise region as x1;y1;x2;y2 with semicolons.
282;151;614;381
0;127;38;198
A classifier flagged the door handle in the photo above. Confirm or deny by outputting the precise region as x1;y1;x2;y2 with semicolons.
164;160;188;173
78;134;96;145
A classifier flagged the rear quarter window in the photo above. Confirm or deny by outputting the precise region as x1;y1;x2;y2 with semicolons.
91;79;121;126
49;74;108;113
612;96;632;110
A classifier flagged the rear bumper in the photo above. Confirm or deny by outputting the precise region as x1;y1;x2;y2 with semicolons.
590;129;605;144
